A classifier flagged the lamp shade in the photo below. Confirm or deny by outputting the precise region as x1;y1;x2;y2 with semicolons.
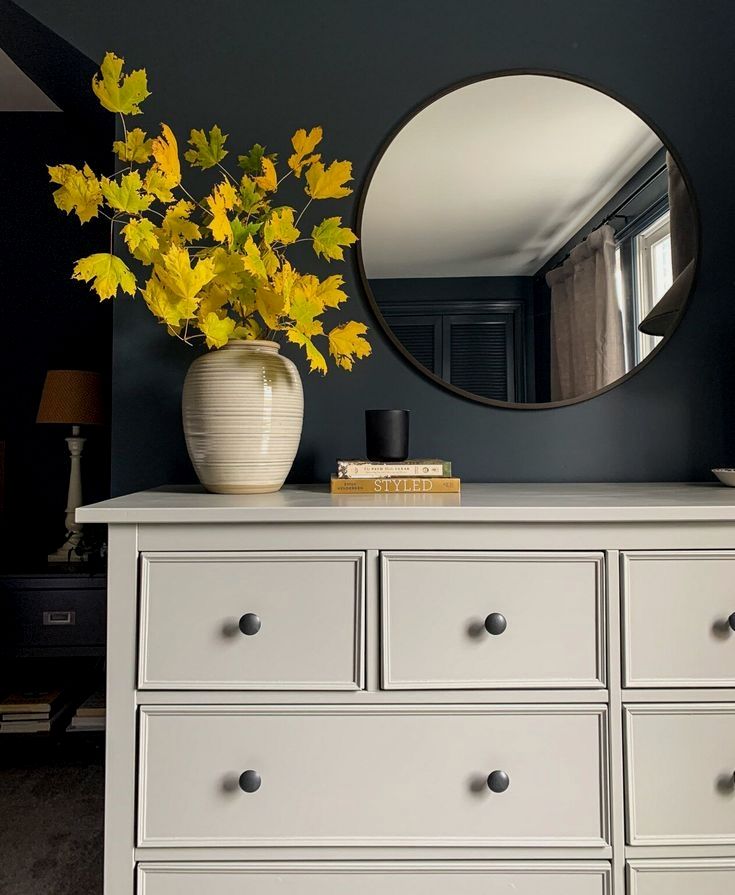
36;370;104;426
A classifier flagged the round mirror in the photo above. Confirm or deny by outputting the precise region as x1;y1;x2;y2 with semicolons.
358;72;698;407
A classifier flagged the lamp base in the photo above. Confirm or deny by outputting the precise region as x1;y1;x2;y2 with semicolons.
48;530;85;563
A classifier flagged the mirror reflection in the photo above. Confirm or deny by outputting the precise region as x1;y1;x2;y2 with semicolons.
359;74;697;406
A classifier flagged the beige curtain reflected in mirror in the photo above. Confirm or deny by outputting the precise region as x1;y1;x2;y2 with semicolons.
546;224;625;401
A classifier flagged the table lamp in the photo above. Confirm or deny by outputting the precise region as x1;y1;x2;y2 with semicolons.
37;370;103;562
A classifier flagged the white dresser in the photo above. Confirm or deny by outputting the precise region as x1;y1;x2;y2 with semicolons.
77;483;735;895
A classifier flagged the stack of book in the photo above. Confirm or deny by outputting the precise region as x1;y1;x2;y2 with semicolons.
0;687;72;734
331;458;460;493
68;686;106;732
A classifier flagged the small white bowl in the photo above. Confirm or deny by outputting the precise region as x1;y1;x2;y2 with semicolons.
712;468;735;487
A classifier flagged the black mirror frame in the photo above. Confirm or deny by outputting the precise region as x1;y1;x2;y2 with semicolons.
354;68;700;410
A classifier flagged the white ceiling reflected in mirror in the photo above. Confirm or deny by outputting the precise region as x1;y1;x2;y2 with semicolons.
359;73;698;407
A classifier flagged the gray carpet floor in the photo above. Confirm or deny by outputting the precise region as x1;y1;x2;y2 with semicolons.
0;736;104;894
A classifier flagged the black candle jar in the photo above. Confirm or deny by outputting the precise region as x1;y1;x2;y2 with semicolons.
365;409;410;462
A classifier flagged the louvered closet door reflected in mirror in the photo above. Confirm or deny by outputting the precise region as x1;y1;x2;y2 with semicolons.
383;304;524;401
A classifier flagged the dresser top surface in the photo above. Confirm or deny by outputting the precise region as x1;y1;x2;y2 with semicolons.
76;482;735;524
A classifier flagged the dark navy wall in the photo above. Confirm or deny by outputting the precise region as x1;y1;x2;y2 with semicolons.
12;0;735;489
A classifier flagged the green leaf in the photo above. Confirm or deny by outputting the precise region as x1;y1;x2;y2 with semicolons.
238;176;265;215
184;125;229;169
230;217;262;250
311;216;358;261
237;143;277;176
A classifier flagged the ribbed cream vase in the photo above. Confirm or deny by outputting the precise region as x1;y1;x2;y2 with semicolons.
182;340;303;494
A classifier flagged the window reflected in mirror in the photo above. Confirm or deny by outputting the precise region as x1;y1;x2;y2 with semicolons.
358;73;697;407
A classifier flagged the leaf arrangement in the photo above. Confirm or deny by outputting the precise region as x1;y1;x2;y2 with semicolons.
49;52;371;373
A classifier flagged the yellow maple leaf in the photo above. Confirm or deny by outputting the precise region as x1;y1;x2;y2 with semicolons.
255;285;286;330
92;52;150;115
48;163;102;223
328;321;371;370
198;311;236;349
205;181;238;243
150;123;181;188
121;217;159;264
254;156;277;192
264;207;299;246
286;327;327;374
141;275;197;326
140;275;169;320
233;317;263;340
73;253;136;300
155;244;215;303
288;290;326;344
161;200;201;244
304;159;353;200
101;171;153;213
142;168;173;203
210;247;246;288
288;126;323;176
271;260;299;312
311;216;357;261
262;248;281;277
294;273;347;311
241;235;267;281
113;127;153;163
197;283;231;320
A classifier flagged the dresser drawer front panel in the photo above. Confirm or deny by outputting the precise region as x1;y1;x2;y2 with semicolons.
628;860;735;894
138;861;612;894
382;552;605;689
138;705;609;848
625;705;735;845
622;551;735;687
139;552;364;690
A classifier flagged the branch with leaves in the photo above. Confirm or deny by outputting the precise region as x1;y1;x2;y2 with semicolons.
48;52;371;374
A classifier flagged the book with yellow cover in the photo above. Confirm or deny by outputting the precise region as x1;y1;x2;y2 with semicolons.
331;476;460;494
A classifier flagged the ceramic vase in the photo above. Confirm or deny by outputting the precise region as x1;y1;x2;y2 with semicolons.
182;340;303;494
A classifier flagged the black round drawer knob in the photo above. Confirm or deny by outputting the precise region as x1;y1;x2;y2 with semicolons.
729;612;735;632
484;613;507;635
238;613;261;636
238;770;261;793
487;770;510;793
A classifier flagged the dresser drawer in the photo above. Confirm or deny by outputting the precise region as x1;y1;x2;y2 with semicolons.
138;704;609;848
625;705;735;845
628;860;735;894
622;551;735;687
139;552;364;689
138;861;612;894
381;552;605;688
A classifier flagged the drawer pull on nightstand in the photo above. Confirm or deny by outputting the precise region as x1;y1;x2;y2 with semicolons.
486;770;510;793
728;612;735;632
238;770;261;793
238;613;261;636
484;613;507;635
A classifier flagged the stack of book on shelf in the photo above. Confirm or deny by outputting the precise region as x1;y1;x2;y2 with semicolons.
331;458;460;493
68;686;106;732
0;687;72;734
